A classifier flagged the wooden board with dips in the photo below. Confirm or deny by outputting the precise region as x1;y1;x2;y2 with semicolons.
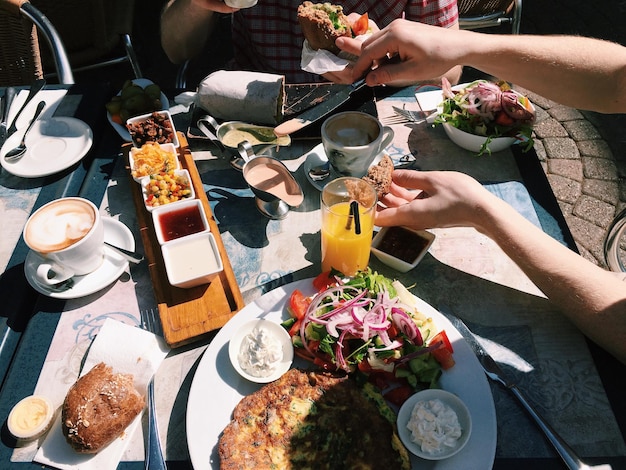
127;133;244;347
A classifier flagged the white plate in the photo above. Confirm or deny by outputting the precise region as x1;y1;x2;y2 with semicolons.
1;117;93;178
303;143;383;191
186;278;497;470
107;78;169;142
25;218;134;299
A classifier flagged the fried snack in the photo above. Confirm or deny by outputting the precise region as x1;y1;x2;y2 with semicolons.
130;142;178;179
219;368;409;469
362;154;394;199
297;2;353;53
62;362;145;454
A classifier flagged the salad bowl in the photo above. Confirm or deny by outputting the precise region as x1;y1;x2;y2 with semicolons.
436;78;535;156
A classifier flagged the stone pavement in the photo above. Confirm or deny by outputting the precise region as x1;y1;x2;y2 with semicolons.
519;1;626;268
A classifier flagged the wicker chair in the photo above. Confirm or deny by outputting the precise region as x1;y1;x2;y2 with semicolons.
29;0;142;80
458;0;522;34
0;0;73;86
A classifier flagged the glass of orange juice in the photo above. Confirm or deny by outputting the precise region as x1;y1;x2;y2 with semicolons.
321;177;377;276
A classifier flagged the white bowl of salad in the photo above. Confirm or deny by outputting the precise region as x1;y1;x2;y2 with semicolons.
435;78;535;156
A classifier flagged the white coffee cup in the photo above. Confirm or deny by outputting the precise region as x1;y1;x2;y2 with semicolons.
23;197;104;286
321;111;395;178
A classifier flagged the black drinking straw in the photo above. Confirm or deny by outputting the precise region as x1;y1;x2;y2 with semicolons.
348;200;361;235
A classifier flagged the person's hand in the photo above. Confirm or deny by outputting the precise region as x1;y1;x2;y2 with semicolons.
375;170;495;232
346;19;465;86
322;14;379;85
191;0;239;13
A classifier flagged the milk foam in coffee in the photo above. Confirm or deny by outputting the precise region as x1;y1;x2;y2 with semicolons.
25;199;95;253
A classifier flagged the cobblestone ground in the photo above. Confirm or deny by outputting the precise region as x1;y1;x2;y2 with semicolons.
519;0;626;268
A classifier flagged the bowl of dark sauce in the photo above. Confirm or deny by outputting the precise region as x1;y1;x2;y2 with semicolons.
371;226;435;272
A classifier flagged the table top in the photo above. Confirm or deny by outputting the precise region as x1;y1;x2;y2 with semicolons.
0;83;624;469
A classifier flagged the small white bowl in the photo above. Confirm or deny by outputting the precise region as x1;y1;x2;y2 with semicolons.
228;319;294;383
141;169;195;212
161;231;223;288
129;142;180;183
126;110;179;148
443;123;517;154
7;395;55;441
152;198;209;245
397;389;472;460
371;227;435;273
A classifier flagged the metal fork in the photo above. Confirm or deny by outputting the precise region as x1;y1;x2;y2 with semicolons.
140;309;166;470
392;105;437;124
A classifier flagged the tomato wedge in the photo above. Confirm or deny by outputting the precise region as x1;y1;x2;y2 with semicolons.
429;330;455;370
312;271;336;292
351;12;369;36
384;385;413;407
288;289;310;320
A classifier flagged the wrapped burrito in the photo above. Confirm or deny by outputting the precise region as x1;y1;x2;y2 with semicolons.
196;70;285;126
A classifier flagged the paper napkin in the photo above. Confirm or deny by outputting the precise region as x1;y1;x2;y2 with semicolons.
34;318;169;470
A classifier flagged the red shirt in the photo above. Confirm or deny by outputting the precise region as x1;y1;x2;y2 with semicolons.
231;0;458;83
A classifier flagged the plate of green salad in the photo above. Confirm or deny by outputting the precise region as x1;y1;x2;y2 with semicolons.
186;270;496;469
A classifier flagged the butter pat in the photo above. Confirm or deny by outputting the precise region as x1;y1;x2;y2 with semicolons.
8;395;55;441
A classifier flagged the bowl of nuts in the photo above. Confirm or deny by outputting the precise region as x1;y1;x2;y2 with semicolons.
126;110;179;148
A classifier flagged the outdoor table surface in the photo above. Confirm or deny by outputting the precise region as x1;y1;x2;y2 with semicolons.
0;83;624;469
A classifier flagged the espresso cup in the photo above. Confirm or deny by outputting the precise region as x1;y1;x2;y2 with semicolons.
321;111;394;178
23;197;104;285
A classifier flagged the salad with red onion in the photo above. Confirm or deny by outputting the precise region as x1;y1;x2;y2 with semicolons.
282;270;455;405
435;78;536;156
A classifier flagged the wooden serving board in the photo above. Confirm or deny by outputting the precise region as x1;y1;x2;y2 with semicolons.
127;133;245;348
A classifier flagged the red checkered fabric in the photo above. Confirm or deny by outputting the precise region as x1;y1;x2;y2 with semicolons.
230;0;458;83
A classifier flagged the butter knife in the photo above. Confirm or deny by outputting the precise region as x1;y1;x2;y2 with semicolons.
0;87;16;146
274;79;366;136
438;305;612;470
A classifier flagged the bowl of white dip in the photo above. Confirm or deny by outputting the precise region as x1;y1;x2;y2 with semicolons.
397;389;472;460
229;319;294;383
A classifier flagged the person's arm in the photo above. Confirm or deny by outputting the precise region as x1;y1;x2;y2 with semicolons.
347;19;626;113
160;0;237;64
376;170;626;364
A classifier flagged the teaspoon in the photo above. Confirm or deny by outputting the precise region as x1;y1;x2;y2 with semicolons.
4;100;46;163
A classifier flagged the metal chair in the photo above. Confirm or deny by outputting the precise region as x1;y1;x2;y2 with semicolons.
0;0;74;86
457;0;522;34
29;0;142;80
604;208;626;272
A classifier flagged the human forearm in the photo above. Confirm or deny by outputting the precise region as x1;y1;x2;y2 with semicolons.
161;0;225;63
462;34;626;113
478;195;626;363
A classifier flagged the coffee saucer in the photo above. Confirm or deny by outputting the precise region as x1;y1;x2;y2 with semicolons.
1;117;93;178
25;218;135;299
303;143;383;191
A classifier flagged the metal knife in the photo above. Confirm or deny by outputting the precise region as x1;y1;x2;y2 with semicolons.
6;78;46;138
438;305;611;470
274;79;367;136
0;87;16;146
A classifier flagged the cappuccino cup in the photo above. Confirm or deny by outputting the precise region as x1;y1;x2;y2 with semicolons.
321;111;394;178
23;197;104;286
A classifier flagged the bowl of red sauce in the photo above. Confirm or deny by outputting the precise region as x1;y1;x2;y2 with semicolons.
151;198;209;245
371;226;435;272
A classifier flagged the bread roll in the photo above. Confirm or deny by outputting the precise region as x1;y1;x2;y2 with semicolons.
62;362;145;454
298;2;352;53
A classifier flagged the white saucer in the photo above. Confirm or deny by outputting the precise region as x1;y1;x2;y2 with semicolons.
107;78;170;142
25;218;135;299
1;117;93;178
303;143;382;191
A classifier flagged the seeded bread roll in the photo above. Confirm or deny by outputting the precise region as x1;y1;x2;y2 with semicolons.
298;2;352;53
62;362;145;454
362;154;394;199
